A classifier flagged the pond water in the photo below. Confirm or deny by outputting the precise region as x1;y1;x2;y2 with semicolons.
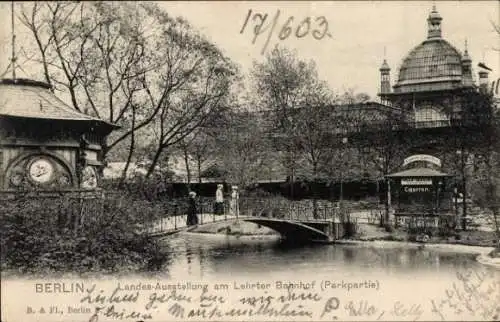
144;231;500;321
157;232;489;280
2;231;499;322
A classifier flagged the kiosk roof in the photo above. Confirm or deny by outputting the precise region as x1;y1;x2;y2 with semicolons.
0;79;118;130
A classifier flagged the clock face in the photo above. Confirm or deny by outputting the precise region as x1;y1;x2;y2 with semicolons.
28;158;54;184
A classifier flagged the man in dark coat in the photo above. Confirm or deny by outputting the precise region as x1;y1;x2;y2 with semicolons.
187;191;199;226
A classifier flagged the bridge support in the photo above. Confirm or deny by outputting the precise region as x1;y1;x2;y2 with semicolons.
244;218;356;243
145;214;358;243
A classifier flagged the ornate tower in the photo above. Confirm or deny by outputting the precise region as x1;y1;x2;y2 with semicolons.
478;68;490;93
461;40;473;87
427;5;442;39
379;58;391;104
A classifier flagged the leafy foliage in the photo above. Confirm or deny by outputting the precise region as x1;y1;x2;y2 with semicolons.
0;193;168;276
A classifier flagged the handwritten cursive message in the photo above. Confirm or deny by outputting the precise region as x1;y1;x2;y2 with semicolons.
430;265;500;321
12;273;500;322
240;9;332;54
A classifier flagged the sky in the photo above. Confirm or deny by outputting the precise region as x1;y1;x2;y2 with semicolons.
1;1;499;100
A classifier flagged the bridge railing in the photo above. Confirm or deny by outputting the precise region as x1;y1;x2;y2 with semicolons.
142;197;238;235
238;198;352;223
142;197;357;235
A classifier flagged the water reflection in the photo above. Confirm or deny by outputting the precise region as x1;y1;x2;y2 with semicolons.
154;232;487;280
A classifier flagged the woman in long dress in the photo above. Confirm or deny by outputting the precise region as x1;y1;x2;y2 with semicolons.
230;186;239;217
187;191;199;226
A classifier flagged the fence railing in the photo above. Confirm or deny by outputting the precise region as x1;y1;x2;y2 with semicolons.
1;192;357;237
238;197;352;222
394;214;458;236
143;197;356;235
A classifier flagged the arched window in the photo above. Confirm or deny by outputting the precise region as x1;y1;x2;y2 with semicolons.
415;107;450;128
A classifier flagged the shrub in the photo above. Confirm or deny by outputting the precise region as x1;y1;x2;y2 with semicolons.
0;192;167;275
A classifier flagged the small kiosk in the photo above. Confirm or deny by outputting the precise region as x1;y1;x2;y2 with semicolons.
0;78;117;194
386;155;454;230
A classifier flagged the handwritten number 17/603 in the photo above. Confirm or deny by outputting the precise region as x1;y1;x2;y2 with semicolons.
240;9;332;55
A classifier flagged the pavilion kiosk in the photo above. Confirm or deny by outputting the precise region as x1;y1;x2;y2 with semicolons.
0;78;117;194
385;155;454;231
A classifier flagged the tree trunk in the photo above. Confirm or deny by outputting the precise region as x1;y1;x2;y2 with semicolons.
384;184;390;227
119;110;136;187
383;162;390;227
146;144;163;179
460;150;467;231
183;146;192;185
197;156;202;184
312;164;318;219
119;137;135;187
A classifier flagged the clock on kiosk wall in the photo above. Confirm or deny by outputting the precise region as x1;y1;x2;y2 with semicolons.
27;157;55;185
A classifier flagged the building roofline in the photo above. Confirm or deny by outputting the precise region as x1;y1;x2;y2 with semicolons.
0;78;52;89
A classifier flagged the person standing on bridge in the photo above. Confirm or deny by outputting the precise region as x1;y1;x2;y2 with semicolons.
187;191;199;226
214;184;224;215
230;185;239;217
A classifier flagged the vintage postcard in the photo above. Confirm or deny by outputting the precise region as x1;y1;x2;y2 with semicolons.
1;1;500;321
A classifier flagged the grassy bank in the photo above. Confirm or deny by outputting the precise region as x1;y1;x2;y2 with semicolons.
355;223;499;248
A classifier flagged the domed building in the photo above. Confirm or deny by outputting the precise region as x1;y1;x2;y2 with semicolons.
376;6;495;227
378;5;489;128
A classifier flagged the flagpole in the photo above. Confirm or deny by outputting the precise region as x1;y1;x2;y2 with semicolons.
11;0;17;80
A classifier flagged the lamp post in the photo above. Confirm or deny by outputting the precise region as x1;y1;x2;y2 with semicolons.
339;137;348;211
456;150;469;231
453;186;458;224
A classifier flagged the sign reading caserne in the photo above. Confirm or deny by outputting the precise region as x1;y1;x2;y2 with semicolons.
402;154;442;168
401;178;433;185
403;186;431;193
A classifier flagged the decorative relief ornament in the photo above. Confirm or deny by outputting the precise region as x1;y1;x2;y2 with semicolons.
58;174;71;187
81;166;98;189
9;172;24;187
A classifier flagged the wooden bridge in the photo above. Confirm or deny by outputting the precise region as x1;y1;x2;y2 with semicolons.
143;206;357;243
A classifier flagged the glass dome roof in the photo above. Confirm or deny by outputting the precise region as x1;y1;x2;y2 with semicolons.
390;6;472;93
396;39;463;85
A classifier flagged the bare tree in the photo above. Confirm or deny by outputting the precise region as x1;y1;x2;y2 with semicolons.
190;129;217;184
215;109;272;188
337;88;371;105
18;2;168;156
251;46;329;197
349;103;408;225
492;20;500;51
145;60;235;178
19;2;238;183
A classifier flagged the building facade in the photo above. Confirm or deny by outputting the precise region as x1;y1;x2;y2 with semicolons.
375;6;496;223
